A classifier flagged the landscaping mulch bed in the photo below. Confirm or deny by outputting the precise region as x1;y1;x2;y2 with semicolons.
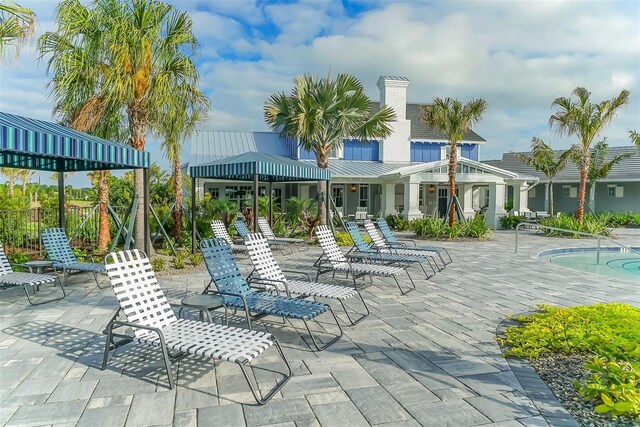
529;353;638;427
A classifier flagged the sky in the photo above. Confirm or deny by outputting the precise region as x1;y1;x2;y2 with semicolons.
1;0;639;187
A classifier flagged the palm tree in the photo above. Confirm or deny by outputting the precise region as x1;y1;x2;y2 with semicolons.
0;1;35;59
264;73;396;224
88;170;111;253
158;86;208;240
1;167;19;196
513;138;571;216
630;130;640;149
586;139;632;213
39;0;206;251
549;87;630;223
422;97;488;226
17;168;34;196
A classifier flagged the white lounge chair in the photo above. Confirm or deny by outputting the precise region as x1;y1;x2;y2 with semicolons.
210;220;247;253
314;225;415;295
244;233;369;325
102;249;291;405
256;217;307;252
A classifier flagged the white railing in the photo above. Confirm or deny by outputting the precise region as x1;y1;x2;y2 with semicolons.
514;222;640;264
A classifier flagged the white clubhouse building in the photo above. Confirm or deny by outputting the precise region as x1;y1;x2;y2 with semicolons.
187;76;540;228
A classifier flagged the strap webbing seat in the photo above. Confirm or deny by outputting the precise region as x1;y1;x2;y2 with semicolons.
211;220;247;253
376;218;452;265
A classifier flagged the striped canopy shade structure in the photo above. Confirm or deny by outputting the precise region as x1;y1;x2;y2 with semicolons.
0;111;151;235
0;112;150;171
189;152;331;248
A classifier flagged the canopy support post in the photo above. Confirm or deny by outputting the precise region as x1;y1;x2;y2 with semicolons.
326;180;331;227
57;164;65;229
268;181;273;227
253;164;259;233
191;175;196;254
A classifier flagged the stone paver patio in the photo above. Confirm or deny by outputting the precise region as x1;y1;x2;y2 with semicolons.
0;229;638;427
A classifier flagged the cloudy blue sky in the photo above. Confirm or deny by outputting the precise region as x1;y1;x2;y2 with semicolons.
1;0;639;186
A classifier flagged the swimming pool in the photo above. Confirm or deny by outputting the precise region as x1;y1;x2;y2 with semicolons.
539;247;640;281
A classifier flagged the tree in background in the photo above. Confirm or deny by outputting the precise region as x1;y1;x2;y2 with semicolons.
39;0;206;251
585;139;632;213
422;97;488;226
513;137;571;216
549;87;629;223
630;130;640;149
265;73;395;225
17;169;34;196
0;167;19;196
158;85;209;240
0;1;35;59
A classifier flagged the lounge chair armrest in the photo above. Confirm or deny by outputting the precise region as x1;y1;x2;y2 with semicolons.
394;238;414;247
248;277;289;296
280;269;312;281
107;319;165;341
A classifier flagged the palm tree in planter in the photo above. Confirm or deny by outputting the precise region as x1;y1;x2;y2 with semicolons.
585;139;632;213
0;1;36;59
549;87;630;223
422;97;488;226
39;0;206;251
264;73;396;224
513;137;572;216
630;130;640;149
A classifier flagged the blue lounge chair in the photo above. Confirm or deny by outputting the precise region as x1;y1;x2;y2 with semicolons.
376;217;452;265
200;238;342;351
344;222;437;279
235;219;291;255
41;228;106;287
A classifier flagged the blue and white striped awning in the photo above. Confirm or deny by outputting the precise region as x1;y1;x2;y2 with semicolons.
190;152;330;182
0;112;150;171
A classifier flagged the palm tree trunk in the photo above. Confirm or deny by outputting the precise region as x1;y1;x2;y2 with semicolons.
316;152;329;225
97;171;110;253
448;142;457;226
576;154;589;224
588;182;596;214
130;113;148;252
172;157;183;240
8;177;15;197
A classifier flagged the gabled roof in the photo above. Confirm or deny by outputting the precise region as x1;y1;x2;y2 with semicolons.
380;157;522;179
369;102;486;143
190;152;330;182
187;130;290;168
0;111;149;171
483;146;640;183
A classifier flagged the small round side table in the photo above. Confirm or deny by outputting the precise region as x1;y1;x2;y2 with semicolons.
179;294;226;324
23;260;56;292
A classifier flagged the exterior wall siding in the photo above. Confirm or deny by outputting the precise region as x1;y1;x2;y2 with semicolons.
410;142;441;162
343;140;379;161
461;144;479;161
527;182;640;214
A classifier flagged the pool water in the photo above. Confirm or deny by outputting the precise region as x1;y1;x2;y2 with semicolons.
540;248;640;281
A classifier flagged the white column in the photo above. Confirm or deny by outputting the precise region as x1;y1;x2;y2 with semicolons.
486;182;507;228
544;183;550;213
513;183;529;214
462;184;474;219
299;185;310;200
382;183;396;216
402;180;422;220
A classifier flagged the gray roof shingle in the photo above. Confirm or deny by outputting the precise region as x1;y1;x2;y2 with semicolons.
483;146;640;182
369;102;486;142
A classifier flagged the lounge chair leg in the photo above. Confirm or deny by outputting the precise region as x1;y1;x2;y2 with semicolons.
158;337;175;389
339;292;369;326
426;257;439;276
302;308;343;351
394;272;415;295
238;338;292;405
102;322;115;370
22;277;66;306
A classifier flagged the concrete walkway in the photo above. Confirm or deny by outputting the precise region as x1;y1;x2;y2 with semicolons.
0;230;637;427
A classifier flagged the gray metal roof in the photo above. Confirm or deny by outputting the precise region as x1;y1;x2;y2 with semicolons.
187;130;289;168
369;102;486;142
483;146;640;183
378;75;409;82
302;159;413;178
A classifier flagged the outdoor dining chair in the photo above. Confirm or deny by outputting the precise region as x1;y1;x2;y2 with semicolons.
364;220;444;271
41;228;106;287
235;219;290;255
377;217;452;265
211;220;247;253
0;242;66;305
344;222;437;279
200;238;343;351
314;225;415;295
102;249;291;405
244;233;368;325
257;217;308;252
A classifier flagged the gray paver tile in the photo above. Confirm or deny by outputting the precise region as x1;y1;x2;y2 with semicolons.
198;404;245;427
384;382;440;406
331;366;379;390
517;416;550;427
91;377;157;398
311;401;369;427
465;393;537;422
346;386;410;424
175;385;218;410
6;399;88;426
404;399;490;427
48;379;98;403
280;373;340;397
244;397;315;426
435;356;501;377
304;390;350;406
125;390;175;426
173;409;197;427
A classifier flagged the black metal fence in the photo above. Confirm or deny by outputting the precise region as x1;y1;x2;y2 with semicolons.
0;206;129;256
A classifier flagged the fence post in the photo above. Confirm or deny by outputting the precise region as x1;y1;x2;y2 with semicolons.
37;207;42;256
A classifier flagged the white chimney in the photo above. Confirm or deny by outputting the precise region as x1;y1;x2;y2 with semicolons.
377;76;411;162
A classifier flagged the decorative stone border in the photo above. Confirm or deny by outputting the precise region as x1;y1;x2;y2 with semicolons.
496;317;580;427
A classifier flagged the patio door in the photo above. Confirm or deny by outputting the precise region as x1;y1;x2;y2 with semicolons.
331;185;344;208
438;187;448;217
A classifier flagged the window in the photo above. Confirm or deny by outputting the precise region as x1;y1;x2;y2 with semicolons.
528;187;536;198
331;185;344;207
359;184;368;208
208;187;220;199
329;146;340;159
273;188;282;208
608;185;624;198
562;186;577;198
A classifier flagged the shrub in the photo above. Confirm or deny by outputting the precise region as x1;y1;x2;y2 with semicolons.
466;215;492;239
445;222;466;239
334;231;371;246
412;218;447;238
500;303;640;418
385;214;411;231
499;214;524;229
540;214;612;237
8;251;29;272
173;250;188;269
188;253;202;266
150;257;166;272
